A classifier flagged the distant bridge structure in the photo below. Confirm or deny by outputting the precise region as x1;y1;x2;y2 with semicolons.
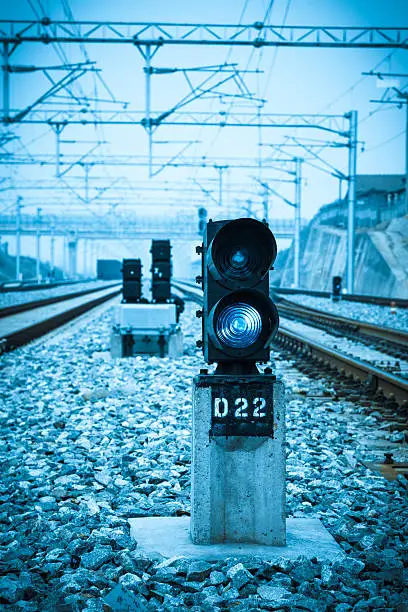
0;213;305;240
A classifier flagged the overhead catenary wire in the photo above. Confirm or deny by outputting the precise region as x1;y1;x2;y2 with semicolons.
29;0;119;180
256;0;292;196
360;76;408;154
319;49;400;114
58;0;115;186
318;0;403;116
188;0;252;196
364;128;405;153
261;0;292;100
191;0;277;210
21;0;128;244
5;1;408;228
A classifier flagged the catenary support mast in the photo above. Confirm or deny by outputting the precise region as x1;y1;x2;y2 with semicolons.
347;110;358;294
294;158;302;289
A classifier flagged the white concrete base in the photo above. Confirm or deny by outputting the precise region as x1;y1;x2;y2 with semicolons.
129;517;343;562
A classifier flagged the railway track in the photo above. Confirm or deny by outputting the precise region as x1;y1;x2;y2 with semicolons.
0;281;120;318
275;296;408;361
173;280;408;408
0;279;84;293
273;286;408;308
0;282;121;353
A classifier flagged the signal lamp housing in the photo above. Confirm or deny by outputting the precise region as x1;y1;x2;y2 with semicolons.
122;258;142;304
332;275;342;294
151;239;172;303
201;218;279;367
207;217;277;290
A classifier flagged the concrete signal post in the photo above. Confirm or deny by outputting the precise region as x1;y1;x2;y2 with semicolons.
191;218;285;545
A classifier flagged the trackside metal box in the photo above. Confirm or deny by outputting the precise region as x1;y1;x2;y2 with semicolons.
110;327;183;358
113;303;177;330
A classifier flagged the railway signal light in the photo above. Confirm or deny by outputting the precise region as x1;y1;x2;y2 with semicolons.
198;207;207;236
151;239;172;303
199;218;279;370
122;258;142;303
332;275;342;301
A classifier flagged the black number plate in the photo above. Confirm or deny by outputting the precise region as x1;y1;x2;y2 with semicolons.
210;380;274;437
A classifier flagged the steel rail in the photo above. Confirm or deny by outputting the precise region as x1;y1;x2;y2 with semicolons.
0;282;121;318
0;279;83;293
0;284;121;352
172;280;408;406
273;328;408;407
272;286;408;308
276;297;408;352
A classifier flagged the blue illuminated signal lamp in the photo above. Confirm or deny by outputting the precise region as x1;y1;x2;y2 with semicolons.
208;289;279;358
216;302;262;348
202;217;279;367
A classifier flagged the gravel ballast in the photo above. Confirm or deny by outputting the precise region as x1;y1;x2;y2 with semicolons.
286;294;408;332
279;316;408;376
0;303;407;611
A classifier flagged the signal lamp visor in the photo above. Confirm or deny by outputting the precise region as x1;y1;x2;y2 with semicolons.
208;218;277;289
209;290;279;358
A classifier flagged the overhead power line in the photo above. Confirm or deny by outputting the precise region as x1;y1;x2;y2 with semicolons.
319;48;401;114
364;128;405;152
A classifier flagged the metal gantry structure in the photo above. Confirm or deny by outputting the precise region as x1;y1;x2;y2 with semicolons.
1;18;407;288
1;112;357;287
0;209;306;277
0;211;304;239
255;156;303;288
1;21;407;47
366;70;408;216
0;153;312;216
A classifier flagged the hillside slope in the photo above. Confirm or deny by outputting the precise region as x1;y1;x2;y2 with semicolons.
277;216;408;298
0;250;63;282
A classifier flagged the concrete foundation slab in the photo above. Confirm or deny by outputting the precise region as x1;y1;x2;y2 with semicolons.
129;517;343;562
